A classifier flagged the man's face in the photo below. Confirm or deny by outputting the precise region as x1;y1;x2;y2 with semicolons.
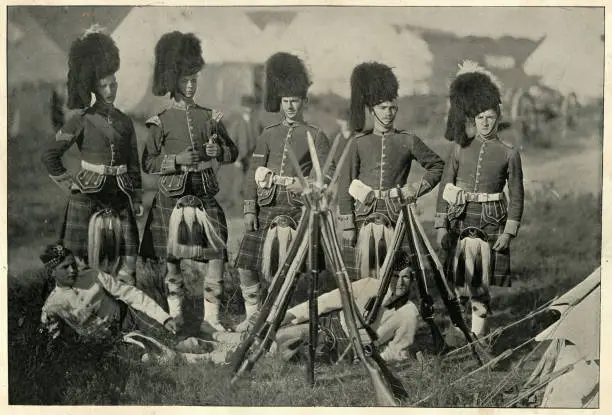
372;100;398;127
177;73;199;99
95;74;118;106
51;255;79;287
474;109;499;137
281;96;305;122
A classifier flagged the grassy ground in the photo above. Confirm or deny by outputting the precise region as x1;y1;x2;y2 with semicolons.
6;91;603;406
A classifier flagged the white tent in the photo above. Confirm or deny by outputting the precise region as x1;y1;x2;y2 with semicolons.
112;6;434;116
522;267;600;408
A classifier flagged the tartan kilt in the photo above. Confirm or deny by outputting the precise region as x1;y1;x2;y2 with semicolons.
234;203;304;272
342;202;414;280
447;202;512;289
140;189;228;262
59;181;139;259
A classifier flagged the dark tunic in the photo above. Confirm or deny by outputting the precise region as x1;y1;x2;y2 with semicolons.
434;135;525;288
41;103;142;259
337;129;445;278
234;119;331;272
139;100;238;261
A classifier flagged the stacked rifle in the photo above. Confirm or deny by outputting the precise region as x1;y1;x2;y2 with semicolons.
228;132;490;406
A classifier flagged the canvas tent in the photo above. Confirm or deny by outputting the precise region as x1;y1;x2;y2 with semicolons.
522;267;600;408
112;6;434;119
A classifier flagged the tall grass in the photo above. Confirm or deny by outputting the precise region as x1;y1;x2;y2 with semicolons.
8;191;601;406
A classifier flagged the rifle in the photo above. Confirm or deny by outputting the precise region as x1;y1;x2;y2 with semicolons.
407;203;491;366
397;186;448;354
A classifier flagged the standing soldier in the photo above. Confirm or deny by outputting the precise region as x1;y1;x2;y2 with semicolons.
338;62;445;281
234;52;332;332
41;25;143;285
139;31;239;334
434;61;524;340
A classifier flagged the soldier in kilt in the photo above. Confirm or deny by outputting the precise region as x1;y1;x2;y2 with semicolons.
434;61;525;340
338;62;444;281
139;32;239;334
234;52;332;332
41;26;143;285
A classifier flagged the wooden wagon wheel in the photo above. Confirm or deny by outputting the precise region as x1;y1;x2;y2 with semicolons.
510;88;539;147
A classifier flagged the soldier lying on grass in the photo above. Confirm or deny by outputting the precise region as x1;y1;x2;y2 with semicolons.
274;272;419;363
38;243;236;364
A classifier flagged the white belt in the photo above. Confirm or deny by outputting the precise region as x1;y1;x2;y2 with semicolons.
443;183;504;204
372;186;412;200
272;175;296;187
81;160;127;175
180;161;214;172
463;192;504;203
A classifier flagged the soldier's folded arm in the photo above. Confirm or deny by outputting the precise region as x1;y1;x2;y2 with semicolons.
141;116;179;175
126;121;143;204
337;139;358;231
411;134;445;197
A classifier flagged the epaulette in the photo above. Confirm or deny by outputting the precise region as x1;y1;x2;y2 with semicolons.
145;115;163;128
263;122;282;130
354;129;372;139
305;122;322;133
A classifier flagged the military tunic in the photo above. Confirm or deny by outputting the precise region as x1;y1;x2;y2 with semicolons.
338;129;444;277
139;100;238;261
234;119;332;272
41;102;142;259
434;135;524;290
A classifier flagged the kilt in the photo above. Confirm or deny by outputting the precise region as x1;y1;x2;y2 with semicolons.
342;202;415;280
139;174;228;262
60;179;139;259
446;201;512;290
234;203;304;272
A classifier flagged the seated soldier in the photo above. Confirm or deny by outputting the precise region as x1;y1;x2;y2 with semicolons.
39;243;177;342
274;273;419;363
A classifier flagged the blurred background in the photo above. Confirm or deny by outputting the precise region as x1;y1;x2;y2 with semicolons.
6;6;604;273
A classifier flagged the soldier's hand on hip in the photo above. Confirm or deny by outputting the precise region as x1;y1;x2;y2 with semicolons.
176;147;201;165
244;213;259;231
493;233;512;253
437;228;450;250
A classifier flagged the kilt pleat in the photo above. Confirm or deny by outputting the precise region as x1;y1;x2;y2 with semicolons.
139;173;228;262
234;203;304;272
60;181;139;259
342;203;415;280
449;202;512;288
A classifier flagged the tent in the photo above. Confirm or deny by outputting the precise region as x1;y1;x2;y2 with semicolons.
111;6;434;118
7;8;68;139
521;267;600;408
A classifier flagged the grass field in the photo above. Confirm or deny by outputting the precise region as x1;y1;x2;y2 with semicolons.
6;90;603;406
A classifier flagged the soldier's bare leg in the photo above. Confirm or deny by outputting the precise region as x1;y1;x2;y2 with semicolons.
117;255;137;285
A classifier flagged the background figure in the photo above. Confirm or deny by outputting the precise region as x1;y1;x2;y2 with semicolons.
227;95;263;202
435;60;525;342
40;25;143;285
139;31;238;334
233;52;332;332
